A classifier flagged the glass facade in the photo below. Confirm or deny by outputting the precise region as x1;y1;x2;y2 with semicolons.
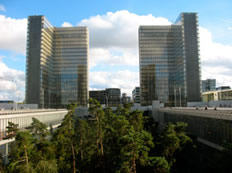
26;16;89;108
53;27;89;107
139;25;185;106
202;79;216;92
132;87;140;103
89;90;107;105
139;13;200;106
177;13;201;102
105;88;121;107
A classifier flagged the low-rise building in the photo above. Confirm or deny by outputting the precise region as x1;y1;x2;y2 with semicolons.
106;88;121;107
216;86;231;91
89;90;106;105
132;87;140;103
202;89;232;102
89;88;121;107
121;93;131;105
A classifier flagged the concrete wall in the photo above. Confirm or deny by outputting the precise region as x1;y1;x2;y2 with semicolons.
0;109;67;141
188;100;232;107
153;109;232;146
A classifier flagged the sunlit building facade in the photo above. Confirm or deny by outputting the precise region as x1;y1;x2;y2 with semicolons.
26;16;89;108
139;13;201;106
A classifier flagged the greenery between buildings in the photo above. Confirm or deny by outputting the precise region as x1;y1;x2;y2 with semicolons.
1;99;194;173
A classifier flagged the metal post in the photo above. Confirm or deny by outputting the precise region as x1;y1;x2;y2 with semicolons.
105;94;108;107
106;96;108;107
179;87;181;107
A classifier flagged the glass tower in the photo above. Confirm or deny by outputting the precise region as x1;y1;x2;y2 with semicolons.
139;13;201;106
26;16;89;108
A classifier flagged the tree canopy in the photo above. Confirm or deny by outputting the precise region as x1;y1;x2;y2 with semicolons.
1;99;195;173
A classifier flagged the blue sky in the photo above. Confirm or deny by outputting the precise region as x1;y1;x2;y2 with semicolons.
2;0;232;44
0;0;232;101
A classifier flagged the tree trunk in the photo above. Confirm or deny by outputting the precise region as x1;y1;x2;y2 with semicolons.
24;144;29;173
100;137;104;156
71;143;76;173
130;155;136;173
80;138;83;160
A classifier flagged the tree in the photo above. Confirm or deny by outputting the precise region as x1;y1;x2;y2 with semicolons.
103;114;131;172
35;160;57;173
148;157;170;173
27;118;56;166
0;153;6;173
89;98;105;156
8;131;34;173
158;122;192;167
53;111;77;173
67;102;78;111
128;110;144;132
120;128;154;173
4;122;19;140
27;118;49;141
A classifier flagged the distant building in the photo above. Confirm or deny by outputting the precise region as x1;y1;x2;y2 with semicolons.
202;79;216;92
0;103;38;110
202;89;232;102
89;90;106;105
105;88;121;107
132;87;140;103
0;100;14;104
121;93;131;105
26;16;89;108
216;86;231;91
89;88;121;107
139;13;201;106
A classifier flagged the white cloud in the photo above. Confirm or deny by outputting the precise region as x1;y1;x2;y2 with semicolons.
0;57;25;101
77;10;171;69
0;15;27;54
62;22;73;27
90;70;138;96
79;10;171;49
89;48;138;68
0;5;6;12
199;27;232;87
228;26;232;31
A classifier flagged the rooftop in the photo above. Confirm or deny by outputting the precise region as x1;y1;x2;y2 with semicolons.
157;107;232;121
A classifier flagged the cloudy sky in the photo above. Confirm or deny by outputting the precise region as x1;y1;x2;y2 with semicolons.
0;0;232;101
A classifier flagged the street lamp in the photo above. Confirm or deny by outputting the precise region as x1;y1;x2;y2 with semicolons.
179;87;182;107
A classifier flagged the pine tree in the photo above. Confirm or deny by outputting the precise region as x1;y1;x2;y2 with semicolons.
4;122;19;140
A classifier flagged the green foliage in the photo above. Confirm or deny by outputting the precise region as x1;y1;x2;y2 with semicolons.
8;131;34;173
27;118;48;140
5;101;193;173
120;128;154;172
148;157;170;173
4;122;19;139
158;122;192;166
66;102;77;111
35;160;57;173
0;153;6;173
128;110;144;132
52;111;77;172
89;98;105;156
